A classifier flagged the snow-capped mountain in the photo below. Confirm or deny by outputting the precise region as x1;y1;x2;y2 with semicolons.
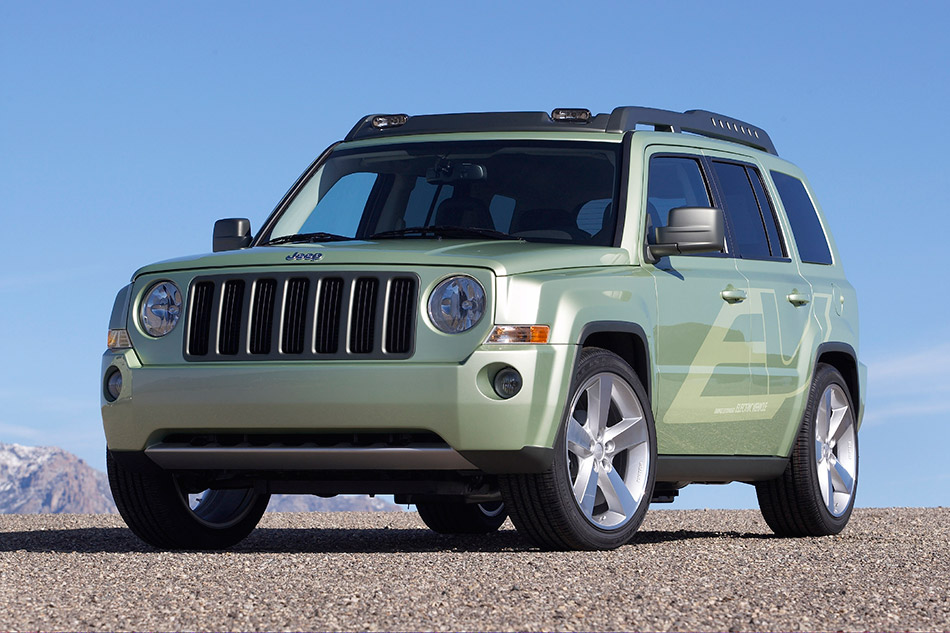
267;493;400;512
0;443;116;514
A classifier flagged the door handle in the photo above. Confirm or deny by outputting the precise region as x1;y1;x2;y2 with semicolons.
720;288;747;303
786;292;811;306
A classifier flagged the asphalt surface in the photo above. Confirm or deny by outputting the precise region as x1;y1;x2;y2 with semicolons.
0;507;946;632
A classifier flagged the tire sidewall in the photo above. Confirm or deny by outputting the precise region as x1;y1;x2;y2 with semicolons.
108;452;270;550
550;348;657;549
801;364;859;533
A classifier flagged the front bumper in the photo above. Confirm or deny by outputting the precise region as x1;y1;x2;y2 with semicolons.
101;343;574;474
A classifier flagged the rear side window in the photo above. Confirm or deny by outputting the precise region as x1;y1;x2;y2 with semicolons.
711;161;771;259
771;171;833;265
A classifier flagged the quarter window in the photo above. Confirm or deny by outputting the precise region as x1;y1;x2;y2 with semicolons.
771;171;833;265
748;169;786;258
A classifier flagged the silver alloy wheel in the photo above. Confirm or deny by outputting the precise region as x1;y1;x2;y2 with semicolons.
477;501;505;518
565;372;651;528
180;486;260;529
815;384;857;517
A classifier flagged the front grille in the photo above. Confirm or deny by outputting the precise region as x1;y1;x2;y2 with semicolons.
184;272;418;361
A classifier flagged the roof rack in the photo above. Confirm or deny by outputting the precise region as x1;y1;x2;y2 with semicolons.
604;107;776;155
344;106;776;155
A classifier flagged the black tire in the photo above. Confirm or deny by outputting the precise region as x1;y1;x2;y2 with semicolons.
107;451;270;550
416;500;508;534
755;363;859;536
499;347;656;550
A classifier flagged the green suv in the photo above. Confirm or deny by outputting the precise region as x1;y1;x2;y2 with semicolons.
101;107;865;550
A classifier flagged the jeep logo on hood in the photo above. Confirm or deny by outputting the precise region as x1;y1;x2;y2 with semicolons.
285;251;324;262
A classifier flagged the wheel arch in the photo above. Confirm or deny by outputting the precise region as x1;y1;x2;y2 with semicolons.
577;321;651;400
815;342;861;421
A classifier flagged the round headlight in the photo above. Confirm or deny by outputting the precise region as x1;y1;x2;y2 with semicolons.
140;281;182;337
427;275;486;334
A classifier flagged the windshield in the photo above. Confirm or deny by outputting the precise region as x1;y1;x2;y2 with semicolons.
260;140;621;246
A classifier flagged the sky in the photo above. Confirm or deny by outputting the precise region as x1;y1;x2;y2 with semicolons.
1;1;948;510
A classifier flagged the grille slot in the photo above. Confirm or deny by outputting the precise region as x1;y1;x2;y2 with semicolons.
184;272;417;361
219;280;246;355
187;281;215;356
385;277;416;354
350;277;379;354
249;279;277;354
282;278;310;354
315;277;343;354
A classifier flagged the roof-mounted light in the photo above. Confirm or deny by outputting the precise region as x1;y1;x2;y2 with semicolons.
551;108;591;123
372;114;409;129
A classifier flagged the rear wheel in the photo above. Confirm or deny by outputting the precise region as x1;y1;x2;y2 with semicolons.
755;363;859;536
107;451;270;550
416;499;508;534
500;347;656;550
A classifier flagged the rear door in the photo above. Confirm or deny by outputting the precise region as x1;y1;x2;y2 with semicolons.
707;158;816;456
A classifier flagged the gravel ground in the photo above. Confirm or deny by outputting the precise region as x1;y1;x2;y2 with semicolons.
0;507;947;632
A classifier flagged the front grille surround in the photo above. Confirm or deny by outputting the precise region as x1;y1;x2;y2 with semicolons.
184;272;418;361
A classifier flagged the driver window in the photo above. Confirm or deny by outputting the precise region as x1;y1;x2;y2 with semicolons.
646;156;711;243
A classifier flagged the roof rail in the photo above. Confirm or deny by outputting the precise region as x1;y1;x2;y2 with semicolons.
604;106;776;155
343;111;610;142
344;107;777;155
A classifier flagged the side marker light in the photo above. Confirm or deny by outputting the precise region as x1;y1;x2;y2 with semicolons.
486;325;550;344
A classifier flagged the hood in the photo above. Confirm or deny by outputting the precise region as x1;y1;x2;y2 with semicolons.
132;239;632;279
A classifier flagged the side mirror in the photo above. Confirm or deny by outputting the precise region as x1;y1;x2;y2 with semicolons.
647;207;724;261
213;218;252;252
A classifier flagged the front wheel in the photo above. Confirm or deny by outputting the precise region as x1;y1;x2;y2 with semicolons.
107;451;270;550
755;363;859;536
500;347;656;550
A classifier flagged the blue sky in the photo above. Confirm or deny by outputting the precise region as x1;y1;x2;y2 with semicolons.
1;1;947;509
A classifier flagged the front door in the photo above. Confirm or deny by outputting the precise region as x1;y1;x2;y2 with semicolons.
646;152;754;456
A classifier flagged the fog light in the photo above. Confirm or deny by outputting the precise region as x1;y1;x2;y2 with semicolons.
493;367;523;399
104;369;123;402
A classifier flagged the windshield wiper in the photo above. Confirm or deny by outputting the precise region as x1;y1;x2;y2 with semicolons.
369;225;521;241
263;232;355;245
